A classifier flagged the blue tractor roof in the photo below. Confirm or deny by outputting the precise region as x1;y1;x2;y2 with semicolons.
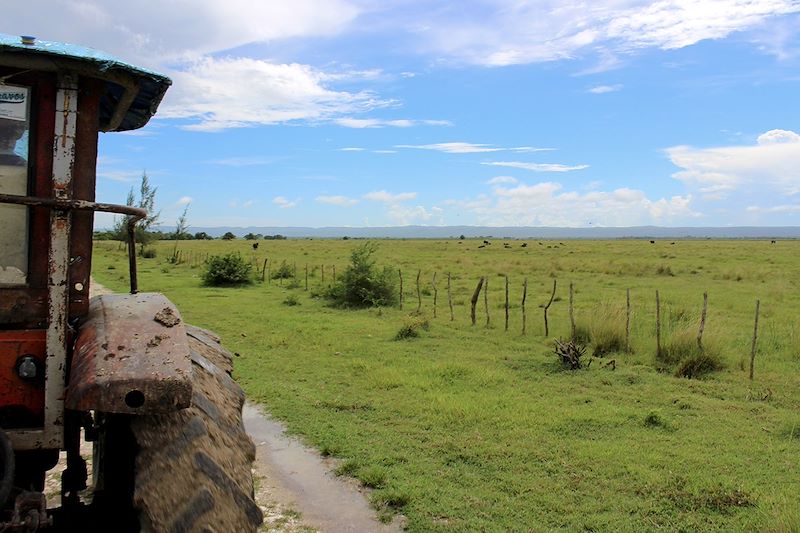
0;34;171;132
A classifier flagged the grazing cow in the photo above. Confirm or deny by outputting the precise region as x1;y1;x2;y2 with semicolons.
521;243;528;248
649;240;655;244
252;242;259;250
771;240;776;244
478;245;485;249
483;240;491;245
670;242;675;245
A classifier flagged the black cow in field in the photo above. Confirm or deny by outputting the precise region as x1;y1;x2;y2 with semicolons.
649;240;655;244
478;245;486;249
483;240;491;245
771;240;776;244
252;242;259;250
521;243;528;248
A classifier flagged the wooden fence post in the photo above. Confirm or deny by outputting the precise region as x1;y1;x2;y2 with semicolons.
484;276;490;326
432;272;438;318
655;290;662;359
697;291;708;350
416;269;422;313
625;288;631;353
447;272;454;321
398;269;403;310
543;279;557;337
504;275;509;332
261;258;268;282
569;282;575;341
305;264;309;291
470;277;484;326
749;299;760;381
521;278;528;335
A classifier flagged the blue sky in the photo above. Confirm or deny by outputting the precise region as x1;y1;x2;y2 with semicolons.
5;1;800;228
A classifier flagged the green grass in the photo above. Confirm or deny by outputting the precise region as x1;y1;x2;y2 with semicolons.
92;238;800;531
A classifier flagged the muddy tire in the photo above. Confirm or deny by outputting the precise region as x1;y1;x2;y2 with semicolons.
93;325;262;533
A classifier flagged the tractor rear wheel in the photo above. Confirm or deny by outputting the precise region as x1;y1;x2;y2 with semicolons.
93;325;262;533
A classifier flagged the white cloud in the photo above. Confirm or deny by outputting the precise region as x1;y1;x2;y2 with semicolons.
316;195;358;206
483;161;590;172
335;118;451;128
666;129;800;200
273;196;298;208
2;0;360;68
396;142;553;154
486;176;519;185
373;150;397;154
757;129;800;144
410;1;800;66
177;196;193;206
588;84;623;94
449;182;697;226
386;204;443;225
339;147;366;151
363;190;418;202
160;57;392;131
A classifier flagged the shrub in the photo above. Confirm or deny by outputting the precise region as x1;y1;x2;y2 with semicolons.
282;295;300;306
271;260;294;280
202;252;253;286
326;242;398;308
394;318;429;341
140;248;157;258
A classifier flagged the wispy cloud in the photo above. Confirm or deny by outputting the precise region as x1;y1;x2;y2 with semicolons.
373;150;397;154
273;196;298;208
483;161;589;172
335;118;452;128
363;190;417;202
588;84;623;94
338;147;366;151
486;176;519;185
316;195;358;206
413;1;800;66
396;142;553;154
177;196;193;205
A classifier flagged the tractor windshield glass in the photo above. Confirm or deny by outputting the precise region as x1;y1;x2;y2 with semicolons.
0;83;29;286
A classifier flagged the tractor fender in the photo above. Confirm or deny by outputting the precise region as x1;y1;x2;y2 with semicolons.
65;293;192;414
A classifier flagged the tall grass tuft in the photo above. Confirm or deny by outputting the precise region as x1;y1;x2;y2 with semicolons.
575;302;628;356
656;326;724;378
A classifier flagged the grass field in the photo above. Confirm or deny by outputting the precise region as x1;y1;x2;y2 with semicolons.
92;238;800;532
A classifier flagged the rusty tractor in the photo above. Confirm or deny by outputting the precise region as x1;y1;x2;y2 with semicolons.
0;34;261;531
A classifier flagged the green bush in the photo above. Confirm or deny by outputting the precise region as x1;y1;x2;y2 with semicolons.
326;242;398;308
202;252;253;286
271;260;294;280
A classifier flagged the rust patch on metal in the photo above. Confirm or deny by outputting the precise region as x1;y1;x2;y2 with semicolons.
154;306;180;327
66;293;192;414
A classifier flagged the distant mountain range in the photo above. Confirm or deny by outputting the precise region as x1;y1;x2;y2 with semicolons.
154;225;800;239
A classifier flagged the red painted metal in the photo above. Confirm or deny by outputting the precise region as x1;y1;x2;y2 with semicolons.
0;330;46;426
66;293;192;414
